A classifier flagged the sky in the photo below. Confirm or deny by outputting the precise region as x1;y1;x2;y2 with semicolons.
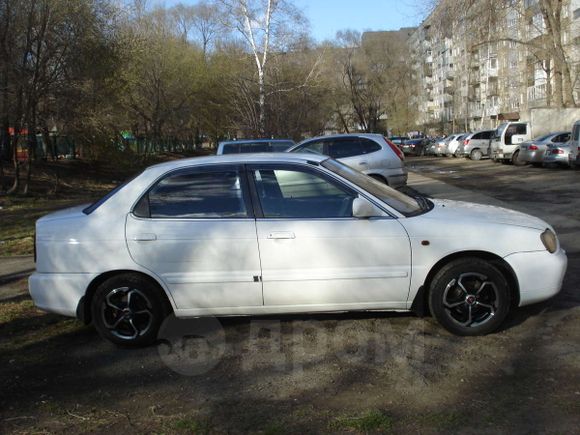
160;0;428;42
292;0;425;41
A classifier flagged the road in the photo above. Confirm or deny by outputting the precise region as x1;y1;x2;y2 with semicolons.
1;156;579;433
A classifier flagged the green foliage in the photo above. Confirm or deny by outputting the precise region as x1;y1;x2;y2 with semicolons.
331;409;394;433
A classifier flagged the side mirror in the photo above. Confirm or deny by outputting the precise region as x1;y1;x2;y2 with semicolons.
352;197;379;219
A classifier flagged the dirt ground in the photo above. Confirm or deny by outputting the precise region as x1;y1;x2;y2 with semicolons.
0;156;579;434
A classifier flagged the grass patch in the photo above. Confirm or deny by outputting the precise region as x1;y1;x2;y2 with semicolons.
417;411;461;430
0;299;41;324
0;298;85;357
172;417;211;433
0;197;91;256
331;409;394;433
263;422;287;435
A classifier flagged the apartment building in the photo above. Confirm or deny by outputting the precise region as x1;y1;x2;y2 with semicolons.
410;0;580;135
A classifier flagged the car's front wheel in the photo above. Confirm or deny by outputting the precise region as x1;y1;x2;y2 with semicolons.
470;149;483;161
429;258;511;336
91;273;170;347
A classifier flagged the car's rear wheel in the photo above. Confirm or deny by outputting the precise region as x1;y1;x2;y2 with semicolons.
91;273;169;347
470;149;483;161
512;150;525;166
429;258;511;336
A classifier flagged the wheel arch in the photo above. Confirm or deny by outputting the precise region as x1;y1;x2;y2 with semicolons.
368;173;388;185
78;270;174;324
411;250;520;316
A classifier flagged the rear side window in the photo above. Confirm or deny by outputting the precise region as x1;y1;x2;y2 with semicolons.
221;143;240;154
328;138;381;159
328;139;361;158
270;141;295;152
136;168;248;219
239;143;269;153
293;140;325;155
572;125;579;141
475;131;493;140
553;133;570;143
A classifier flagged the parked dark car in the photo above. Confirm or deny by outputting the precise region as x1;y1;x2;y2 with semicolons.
401;138;428;156
217;139;295;154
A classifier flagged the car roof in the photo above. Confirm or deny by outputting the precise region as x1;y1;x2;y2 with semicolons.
218;139;294;145
145;153;327;173
298;133;384;143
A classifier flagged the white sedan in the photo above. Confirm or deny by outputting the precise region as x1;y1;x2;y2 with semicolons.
29;154;567;346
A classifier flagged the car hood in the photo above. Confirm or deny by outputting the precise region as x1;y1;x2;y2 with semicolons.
426;199;549;230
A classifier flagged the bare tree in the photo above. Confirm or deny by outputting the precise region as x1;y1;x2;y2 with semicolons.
219;0;306;135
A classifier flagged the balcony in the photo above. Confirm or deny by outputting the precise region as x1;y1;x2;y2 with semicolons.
442;93;453;104
527;83;547;101
444;79;454;93
486;81;499;96
469;102;483;118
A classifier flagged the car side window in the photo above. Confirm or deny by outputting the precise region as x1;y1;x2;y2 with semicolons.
136;168;249;219
294;140;325;155
328;138;362;159
221;144;239;154
360;138;381;153
553;133;570;143
252;167;356;218
240;143;269;153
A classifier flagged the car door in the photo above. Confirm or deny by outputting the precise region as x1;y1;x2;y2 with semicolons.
247;163;411;311
125;164;263;312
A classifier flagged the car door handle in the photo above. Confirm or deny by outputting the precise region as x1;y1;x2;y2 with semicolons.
267;231;295;240
133;233;157;241
358;161;368;165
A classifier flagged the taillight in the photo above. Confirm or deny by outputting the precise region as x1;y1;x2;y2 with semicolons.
385;137;405;161
464;140;470;145
529;144;538;150
552;149;565;154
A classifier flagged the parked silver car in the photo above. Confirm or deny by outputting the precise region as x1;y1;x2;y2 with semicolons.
288;134;408;188
456;130;495;160
446;133;468;157
517;131;571;166
434;134;460;156
543;142;573;167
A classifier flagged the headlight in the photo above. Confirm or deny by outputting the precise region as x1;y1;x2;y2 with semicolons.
540;229;558;253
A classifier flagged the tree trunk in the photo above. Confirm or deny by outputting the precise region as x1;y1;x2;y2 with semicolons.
258;69;265;136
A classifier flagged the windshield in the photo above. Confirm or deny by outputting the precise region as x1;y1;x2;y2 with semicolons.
321;159;425;216
82;174;140;215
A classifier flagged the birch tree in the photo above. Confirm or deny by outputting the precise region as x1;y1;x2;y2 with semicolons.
220;0;306;135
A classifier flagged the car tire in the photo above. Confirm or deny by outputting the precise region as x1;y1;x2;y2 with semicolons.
470;149;483;161
91;273;170;347
512;150;525;166
429;258;511;336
